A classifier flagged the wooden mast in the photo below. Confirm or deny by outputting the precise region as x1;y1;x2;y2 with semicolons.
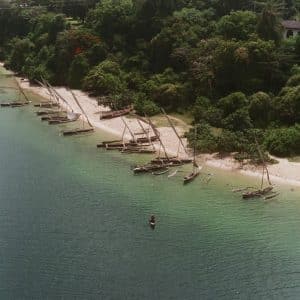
44;80;73;112
254;135;272;186
121;117;136;143
15;79;30;104
161;108;189;157
193;126;196;171
69;89;93;128
36;79;57;106
137;118;154;150
147;116;169;160
41;78;60;105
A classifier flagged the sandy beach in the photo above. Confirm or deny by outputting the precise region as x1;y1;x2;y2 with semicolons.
2;63;299;187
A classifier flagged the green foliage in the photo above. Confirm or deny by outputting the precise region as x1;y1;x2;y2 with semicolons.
257;1;283;44
192;96;222;127
31;13;67;43
6;37;34;72
272;85;300;124
217;10;257;40
133;94;160;116
2;0;300;157
86;0;134;43
218;92;249;116
286;73;300;86
265;125;300;156
68;54;89;88
83;60;127;95
221;107;252;131
186;123;218;153
249;91;271;127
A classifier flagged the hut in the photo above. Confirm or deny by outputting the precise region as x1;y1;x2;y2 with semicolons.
282;20;300;39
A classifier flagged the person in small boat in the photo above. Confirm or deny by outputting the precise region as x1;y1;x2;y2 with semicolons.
149;215;155;225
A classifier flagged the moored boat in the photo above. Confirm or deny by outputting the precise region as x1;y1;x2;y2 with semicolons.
183;127;201;185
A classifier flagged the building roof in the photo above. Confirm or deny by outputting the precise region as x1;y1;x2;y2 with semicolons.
282;20;300;30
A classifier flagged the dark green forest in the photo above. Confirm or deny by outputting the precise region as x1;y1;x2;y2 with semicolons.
1;0;300;158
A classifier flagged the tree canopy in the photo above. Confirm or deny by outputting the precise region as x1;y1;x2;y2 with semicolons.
2;0;300;157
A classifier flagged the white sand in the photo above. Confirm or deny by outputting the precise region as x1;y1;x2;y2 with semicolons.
15;77;189;159
203;154;300;187
9;72;300;187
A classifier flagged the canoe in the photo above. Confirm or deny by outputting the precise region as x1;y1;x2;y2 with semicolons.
152;168;169;176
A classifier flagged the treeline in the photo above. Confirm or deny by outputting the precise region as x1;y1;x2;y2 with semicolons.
1;0;300;157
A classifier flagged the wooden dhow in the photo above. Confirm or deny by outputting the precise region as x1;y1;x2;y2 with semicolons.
99;107;132;120
242;136;275;199
62;89;94;136
183;127;201;185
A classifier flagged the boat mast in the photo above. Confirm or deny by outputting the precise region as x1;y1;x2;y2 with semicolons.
69;89;93;129
44;80;73;112
15;80;30;104
161;108;189;158
254;135;272;186
147;116;169;160
41;78;60;106
36;79;57;106
121;117;136;143
193;126;197;172
137;118;154;150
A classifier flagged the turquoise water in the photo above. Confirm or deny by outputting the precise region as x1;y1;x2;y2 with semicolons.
1;70;300;299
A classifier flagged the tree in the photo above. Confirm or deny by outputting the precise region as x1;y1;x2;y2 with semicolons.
86;0;134;45
6;37;34;72
218;92;249;116
217;10;257;40
218;92;252;131
192;96;222;127
257;0;283;45
133;93;160;116
271;85;300;124
249;91;272;127
265;125;300;156
83;60;127;95
150;7;215;70
68;54;89;88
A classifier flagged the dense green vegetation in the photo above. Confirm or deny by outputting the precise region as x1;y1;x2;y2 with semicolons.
1;0;300;158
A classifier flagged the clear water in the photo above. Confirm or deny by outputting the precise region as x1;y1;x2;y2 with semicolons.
1;69;300;299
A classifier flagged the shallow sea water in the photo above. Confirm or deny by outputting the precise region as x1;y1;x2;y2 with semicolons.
0;68;300;299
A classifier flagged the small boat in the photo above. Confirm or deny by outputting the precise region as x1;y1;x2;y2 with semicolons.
242;186;273;199
62;127;94;136
242;137;275;200
184;165;202;184
36;110;62;116
168;169;178;178
152;168;169;175
133;164;168;174
149;215;156;229
264;192;279;200
183;127;201;185
100;107;132;120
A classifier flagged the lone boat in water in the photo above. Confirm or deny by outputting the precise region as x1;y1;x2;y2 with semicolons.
184;163;202;184
149;215;156;229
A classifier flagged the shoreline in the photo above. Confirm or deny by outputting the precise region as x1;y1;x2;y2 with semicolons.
2;63;300;187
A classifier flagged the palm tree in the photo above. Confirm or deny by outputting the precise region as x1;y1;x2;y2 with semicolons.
256;0;284;44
